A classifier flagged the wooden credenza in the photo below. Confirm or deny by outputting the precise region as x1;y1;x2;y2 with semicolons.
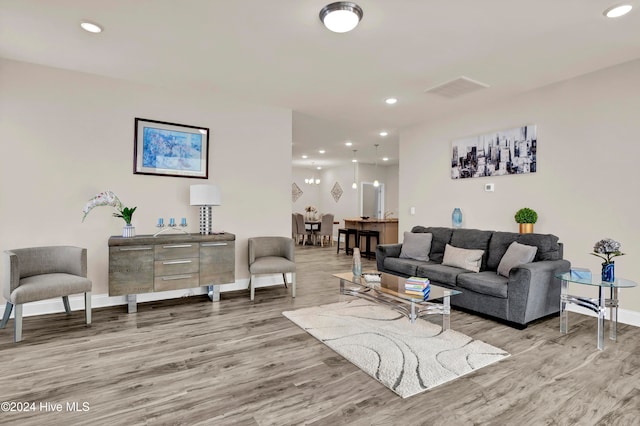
108;233;235;312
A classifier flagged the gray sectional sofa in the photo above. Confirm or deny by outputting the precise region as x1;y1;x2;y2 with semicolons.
376;226;571;328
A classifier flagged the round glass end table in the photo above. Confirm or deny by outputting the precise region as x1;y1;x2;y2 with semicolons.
555;272;637;350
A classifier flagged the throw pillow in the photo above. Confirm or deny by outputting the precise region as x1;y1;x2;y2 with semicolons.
399;232;432;262
497;241;538;277
441;244;484;273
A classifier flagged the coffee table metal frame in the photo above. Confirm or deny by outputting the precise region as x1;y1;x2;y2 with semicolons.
333;272;460;330
556;272;637;350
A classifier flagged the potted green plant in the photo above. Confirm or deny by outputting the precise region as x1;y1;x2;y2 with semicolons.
514;207;538;234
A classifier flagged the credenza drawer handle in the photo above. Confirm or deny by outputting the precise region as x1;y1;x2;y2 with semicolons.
119;247;153;251
162;275;193;281
162;244;193;249
162;260;192;265
201;242;228;247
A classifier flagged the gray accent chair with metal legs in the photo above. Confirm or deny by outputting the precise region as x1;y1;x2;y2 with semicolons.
1;246;92;342
248;237;296;301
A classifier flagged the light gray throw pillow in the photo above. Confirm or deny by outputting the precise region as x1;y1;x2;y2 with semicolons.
442;244;484;273
497;241;538;277
399;232;432;262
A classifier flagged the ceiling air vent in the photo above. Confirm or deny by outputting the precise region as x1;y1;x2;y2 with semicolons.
425;76;489;99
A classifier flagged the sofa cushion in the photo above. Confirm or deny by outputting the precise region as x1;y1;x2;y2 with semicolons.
517;234;561;261
420;227;453;263
415;263;467;287
450;228;493;270
442;244;484;273
486;231;520;271
399;232;432;262
497;241;538;277
383;257;427;277
457;272;509;299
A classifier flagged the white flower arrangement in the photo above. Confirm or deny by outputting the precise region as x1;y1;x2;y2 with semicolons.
82;190;137;225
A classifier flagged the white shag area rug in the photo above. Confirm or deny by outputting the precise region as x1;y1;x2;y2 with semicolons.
283;299;509;398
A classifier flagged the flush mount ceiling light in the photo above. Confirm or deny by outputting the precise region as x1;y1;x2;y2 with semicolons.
385;98;398;105
603;4;633;17
80;21;103;33
319;2;363;33
379;131;388;137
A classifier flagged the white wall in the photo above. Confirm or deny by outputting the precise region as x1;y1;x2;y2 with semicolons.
0;59;292;310
400;59;640;314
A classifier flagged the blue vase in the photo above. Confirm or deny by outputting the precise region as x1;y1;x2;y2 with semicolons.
601;262;615;283
452;208;463;228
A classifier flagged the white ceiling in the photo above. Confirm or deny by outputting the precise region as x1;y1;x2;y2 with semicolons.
2;0;639;168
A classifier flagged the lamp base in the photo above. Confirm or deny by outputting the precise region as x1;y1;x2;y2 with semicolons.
199;205;213;234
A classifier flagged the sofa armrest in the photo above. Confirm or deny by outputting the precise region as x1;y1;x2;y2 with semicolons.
507;259;571;324
376;243;402;272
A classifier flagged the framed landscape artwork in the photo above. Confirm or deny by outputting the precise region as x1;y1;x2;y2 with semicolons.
451;124;536;179
134;118;209;179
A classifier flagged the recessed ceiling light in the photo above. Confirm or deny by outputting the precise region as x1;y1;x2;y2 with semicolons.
379;131;388;137
603;4;632;17
385;98;398;105
319;2;364;33
345;141;353;146
382;157;389;161
80;22;103;33
319;149;326;154
301;155;308;159
317;166;322;170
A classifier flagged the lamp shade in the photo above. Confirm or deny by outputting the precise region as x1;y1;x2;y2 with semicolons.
190;184;221;206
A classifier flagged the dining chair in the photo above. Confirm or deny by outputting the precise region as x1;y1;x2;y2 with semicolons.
315;213;335;247
1;246;92;342
294;213;312;245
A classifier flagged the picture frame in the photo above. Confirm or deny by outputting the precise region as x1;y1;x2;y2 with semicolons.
134;118;209;179
450;124;536;180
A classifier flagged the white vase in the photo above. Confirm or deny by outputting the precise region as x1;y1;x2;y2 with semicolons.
122;224;136;238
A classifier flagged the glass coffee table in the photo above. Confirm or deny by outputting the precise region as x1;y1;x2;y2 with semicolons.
333;272;461;330
556;272;637;350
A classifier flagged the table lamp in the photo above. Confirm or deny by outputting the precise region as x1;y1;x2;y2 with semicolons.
190;184;222;234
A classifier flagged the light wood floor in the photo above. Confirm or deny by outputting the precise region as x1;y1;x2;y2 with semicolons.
1;245;639;425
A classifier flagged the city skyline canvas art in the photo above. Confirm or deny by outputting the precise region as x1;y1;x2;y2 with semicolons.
451;125;537;179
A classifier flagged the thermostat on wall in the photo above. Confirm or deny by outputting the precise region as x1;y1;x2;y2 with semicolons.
484;183;494;192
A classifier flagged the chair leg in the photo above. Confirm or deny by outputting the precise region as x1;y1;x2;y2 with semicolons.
85;292;92;325
249;275;255;301
0;302;13;329
292;272;296;298
282;273;288;289
14;304;23;343
62;296;71;314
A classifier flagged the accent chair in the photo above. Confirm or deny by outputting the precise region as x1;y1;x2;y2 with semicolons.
1;246;92;342
248;237;296;301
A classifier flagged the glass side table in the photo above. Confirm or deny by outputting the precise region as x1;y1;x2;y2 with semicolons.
555;272;637;350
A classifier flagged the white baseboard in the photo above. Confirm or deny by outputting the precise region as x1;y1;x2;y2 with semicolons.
0;273;295;319
566;305;640;327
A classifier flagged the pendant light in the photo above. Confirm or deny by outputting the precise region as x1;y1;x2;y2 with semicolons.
351;150;358;189
373;144;380;187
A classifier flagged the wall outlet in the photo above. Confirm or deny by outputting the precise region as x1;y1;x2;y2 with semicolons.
410;207;416;215
484;183;494;192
